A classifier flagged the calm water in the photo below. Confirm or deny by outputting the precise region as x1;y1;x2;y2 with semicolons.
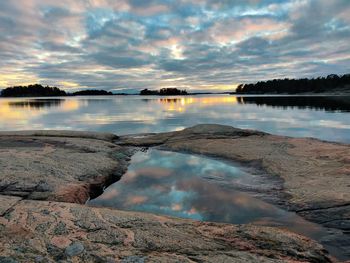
89;149;345;258
0;95;349;143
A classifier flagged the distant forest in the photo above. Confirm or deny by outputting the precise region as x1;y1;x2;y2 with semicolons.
0;84;189;97
0;84;113;97
1;84;67;97
236;74;350;94
71;89;112;96
140;88;188;95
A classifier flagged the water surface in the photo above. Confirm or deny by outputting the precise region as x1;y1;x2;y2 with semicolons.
89;149;345;258
0;95;349;143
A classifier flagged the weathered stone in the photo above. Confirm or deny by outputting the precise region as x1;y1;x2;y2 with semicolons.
0;134;130;204
0;200;333;262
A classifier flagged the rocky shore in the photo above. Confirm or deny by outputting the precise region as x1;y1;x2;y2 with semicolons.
0;125;349;262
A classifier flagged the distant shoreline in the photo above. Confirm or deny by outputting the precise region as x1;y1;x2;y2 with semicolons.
1;92;350;98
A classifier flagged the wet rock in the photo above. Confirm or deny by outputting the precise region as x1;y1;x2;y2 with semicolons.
298;204;350;231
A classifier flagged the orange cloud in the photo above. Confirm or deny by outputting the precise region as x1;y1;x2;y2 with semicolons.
210;18;291;45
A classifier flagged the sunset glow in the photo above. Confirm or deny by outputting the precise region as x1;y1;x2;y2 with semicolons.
0;1;349;93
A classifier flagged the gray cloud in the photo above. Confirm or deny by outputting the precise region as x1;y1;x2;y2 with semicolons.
0;0;349;92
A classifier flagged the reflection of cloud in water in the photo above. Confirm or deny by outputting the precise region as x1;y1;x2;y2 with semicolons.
122;167;172;183
171;204;182;211
151;184;171;193
187;156;200;166
90;149;334;248
92;149;293;226
126;195;148;205
0;98;84;128
98;188;120;200
175;177;275;223
0;100;41;125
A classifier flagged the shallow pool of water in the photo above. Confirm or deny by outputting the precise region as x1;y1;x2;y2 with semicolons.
89;149;347;258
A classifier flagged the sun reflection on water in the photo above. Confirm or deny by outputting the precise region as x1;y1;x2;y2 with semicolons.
158;96;238;112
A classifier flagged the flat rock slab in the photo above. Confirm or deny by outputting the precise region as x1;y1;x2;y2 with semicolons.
1;126;349;262
0;133;131;203
0;198;332;263
0;130;118;142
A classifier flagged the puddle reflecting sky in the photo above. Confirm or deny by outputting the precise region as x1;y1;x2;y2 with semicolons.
0;95;349;143
89;149;330;243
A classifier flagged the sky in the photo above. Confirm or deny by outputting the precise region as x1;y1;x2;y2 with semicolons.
0;0;350;93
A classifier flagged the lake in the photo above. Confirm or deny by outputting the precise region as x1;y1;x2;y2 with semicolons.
1;94;349;143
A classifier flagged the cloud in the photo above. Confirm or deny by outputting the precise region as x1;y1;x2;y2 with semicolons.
0;0;349;91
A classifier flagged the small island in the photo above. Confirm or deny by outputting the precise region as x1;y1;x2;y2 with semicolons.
71;89;113;96
0;84;114;97
140;88;188;96
1;84;67;97
235;74;350;94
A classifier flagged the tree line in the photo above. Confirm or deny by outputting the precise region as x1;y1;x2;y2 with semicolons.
1;84;67;97
140;88;188;95
235;74;350;94
0;84;113;97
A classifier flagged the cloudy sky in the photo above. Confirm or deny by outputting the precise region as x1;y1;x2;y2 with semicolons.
1;0;349;93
